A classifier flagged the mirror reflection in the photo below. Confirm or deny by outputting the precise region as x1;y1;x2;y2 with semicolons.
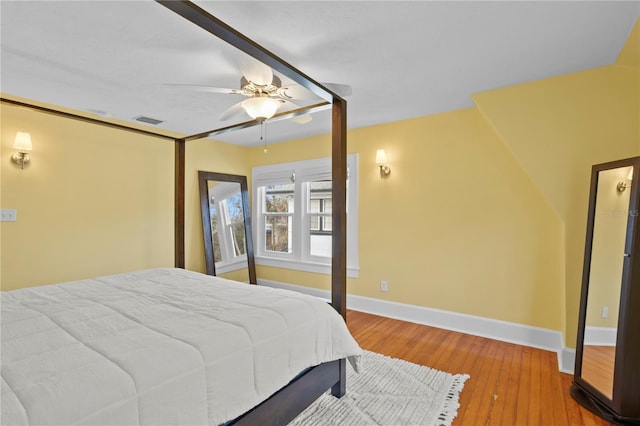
198;171;256;284
582;166;633;398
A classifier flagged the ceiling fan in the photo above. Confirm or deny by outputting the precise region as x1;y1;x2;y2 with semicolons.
169;57;351;123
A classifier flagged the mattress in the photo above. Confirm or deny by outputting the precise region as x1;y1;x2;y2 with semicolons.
0;268;362;425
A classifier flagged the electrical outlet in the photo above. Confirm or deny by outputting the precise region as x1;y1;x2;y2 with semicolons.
0;209;17;222
602;306;608;319
380;280;388;292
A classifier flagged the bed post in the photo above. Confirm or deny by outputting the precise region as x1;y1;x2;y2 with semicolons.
331;99;347;319
175;139;186;268
331;98;347;398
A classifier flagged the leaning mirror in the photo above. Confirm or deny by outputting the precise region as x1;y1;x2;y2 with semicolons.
571;157;640;423
581;166;630;398
198;171;256;284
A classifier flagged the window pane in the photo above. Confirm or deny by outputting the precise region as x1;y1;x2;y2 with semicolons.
309;199;321;213
310;215;320;231
323;216;332;231
265;215;291;253
323;199;332;214
310;234;331;257
213;232;222;263
210;205;218;232
265;184;294;213
309;181;331;216
225;193;244;224
210;204;222;263
230;222;246;257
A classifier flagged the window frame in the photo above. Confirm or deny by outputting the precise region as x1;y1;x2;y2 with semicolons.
252;155;359;278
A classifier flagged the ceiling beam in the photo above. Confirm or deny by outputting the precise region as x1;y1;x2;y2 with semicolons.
0;97;177;141
155;1;342;103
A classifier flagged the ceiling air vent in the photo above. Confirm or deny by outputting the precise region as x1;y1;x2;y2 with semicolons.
134;115;164;125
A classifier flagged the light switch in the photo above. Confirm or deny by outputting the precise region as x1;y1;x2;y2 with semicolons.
0;209;17;222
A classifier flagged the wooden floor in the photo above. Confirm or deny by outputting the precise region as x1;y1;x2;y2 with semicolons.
346;310;614;426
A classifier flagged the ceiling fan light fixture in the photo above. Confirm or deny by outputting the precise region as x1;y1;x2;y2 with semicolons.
241;96;281;121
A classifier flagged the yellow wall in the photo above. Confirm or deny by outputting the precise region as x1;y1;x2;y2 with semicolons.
184;138;250;273
0;96;252;289
248;109;565;330
473;59;639;345
1;99;175;290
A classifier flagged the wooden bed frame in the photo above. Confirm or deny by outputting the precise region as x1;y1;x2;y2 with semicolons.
2;2;348;424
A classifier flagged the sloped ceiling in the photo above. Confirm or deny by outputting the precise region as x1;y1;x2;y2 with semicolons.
1;1;638;146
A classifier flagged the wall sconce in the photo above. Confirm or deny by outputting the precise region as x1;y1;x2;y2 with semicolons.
11;131;32;169
617;168;634;192
376;149;391;177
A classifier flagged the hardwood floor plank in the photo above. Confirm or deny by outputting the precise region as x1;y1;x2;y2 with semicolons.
484;344;515;425
346;310;615;426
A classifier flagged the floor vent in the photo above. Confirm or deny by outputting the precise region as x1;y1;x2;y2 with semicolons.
134;115;164;125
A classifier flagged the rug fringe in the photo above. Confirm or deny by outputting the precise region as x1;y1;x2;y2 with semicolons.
435;374;470;426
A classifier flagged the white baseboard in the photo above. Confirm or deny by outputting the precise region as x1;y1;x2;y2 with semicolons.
584;326;617;346
560;347;576;375
258;278;569;372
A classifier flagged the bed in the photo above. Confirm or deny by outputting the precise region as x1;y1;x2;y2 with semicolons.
2;1;352;424
1;268;361;425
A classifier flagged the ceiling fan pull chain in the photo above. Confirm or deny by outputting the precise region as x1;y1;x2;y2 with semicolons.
261;121;268;154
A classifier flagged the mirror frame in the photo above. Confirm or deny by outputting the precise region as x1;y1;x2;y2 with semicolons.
572;156;640;421
198;171;256;284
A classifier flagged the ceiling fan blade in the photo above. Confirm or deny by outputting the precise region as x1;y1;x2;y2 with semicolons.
280;99;312;123
290;114;312;124
238;56;273;86
219;101;246;121
278;82;352;100
278;84;314;100
163;83;242;95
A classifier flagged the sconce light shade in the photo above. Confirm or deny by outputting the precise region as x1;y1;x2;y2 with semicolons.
11;131;32;169
375;149;387;165
376;149;391;177
241;96;282;121
13;131;32;151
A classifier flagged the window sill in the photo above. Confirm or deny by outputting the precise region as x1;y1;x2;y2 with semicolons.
216;258;249;274
256;256;359;278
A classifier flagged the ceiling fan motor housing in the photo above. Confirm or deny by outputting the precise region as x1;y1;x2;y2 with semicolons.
241;75;282;96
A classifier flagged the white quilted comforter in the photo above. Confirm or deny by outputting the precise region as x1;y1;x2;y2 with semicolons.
0;268;362;425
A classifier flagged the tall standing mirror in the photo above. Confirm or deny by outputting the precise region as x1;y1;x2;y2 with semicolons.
198;171;256;284
571;156;640;423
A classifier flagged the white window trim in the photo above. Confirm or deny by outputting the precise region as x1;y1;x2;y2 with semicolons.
253;155;359;278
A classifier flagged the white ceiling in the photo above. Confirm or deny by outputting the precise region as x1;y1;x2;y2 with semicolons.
1;1;638;147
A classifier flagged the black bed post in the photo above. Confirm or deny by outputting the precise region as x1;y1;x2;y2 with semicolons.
331;98;347;320
331;98;347;399
175;139;186;268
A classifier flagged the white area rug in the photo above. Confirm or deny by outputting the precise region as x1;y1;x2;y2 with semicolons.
289;351;470;426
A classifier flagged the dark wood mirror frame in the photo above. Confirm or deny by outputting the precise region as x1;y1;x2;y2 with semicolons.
571;156;640;424
198;171;256;284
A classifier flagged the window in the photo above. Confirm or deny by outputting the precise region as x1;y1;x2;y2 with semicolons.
307;180;332;258
264;183;294;254
253;155;359;277
223;192;247;257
